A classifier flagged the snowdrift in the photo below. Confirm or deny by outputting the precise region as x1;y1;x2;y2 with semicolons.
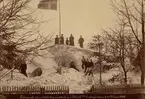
49;45;93;71
0;45;94;93
26;50;57;73
0;68;92;93
26;45;93;73
0;45;140;93
0;68;140;93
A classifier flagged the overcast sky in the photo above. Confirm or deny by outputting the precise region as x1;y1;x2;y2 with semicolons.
29;0;116;48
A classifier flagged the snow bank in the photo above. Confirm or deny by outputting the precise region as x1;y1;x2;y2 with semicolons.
0;68;92;93
0;67;141;93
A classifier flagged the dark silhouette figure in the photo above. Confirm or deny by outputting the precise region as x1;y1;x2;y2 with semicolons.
55;35;59;44
85;59;94;76
78;35;84;48
81;56;86;69
60;34;64;44
84;59;90;73
66;37;69;45
70;61;79;71
89;59;94;68
69;34;74;46
19;62;27;77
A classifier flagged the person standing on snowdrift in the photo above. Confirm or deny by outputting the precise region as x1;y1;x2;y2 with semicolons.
54;34;85;49
69;34;74;46
60;34;64;44
66;37;69;45
55;35;59;44
78;35;84;48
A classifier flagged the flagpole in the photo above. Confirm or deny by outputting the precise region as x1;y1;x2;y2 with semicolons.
59;0;61;36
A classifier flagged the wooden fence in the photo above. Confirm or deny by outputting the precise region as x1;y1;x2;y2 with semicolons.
0;86;69;94
85;84;145;94
1;84;145;94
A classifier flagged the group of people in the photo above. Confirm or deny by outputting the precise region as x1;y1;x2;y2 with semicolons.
55;34;85;48
81;56;94;76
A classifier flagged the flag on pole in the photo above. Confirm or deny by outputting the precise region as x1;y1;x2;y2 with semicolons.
38;0;57;10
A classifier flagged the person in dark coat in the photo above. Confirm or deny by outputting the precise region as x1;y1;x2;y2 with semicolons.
81;56;86;69
84;59;89;73
66;37;69;45
78;35;84;48
19;62;27;77
59;34;64;44
70;61;79;71
85;59;94;76
55;35;59;44
69;34;74;46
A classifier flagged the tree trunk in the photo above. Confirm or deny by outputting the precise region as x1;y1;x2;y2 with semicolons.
99;63;102;85
141;73;144;86
138;58;144;85
99;42;102;86
138;63;145;86
121;61;128;85
141;0;145;85
143;43;145;85
120;34;127;85
140;58;144;85
139;64;144;85
57;62;61;74
124;71;127;85
11;70;13;80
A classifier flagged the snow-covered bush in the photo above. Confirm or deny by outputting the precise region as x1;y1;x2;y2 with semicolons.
49;45;77;74
108;73;132;84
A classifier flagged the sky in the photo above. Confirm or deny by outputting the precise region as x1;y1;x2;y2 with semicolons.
29;0;116;48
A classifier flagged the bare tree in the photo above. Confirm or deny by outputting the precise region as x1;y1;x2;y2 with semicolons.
110;0;145;85
103;21;134;84
0;0;52;72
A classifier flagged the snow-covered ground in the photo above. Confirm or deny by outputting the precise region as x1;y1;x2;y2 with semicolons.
0;67;140;93
0;68;92;93
0;45;141;93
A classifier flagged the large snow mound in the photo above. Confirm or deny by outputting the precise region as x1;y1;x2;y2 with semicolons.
49;45;93;70
26;45;93;73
